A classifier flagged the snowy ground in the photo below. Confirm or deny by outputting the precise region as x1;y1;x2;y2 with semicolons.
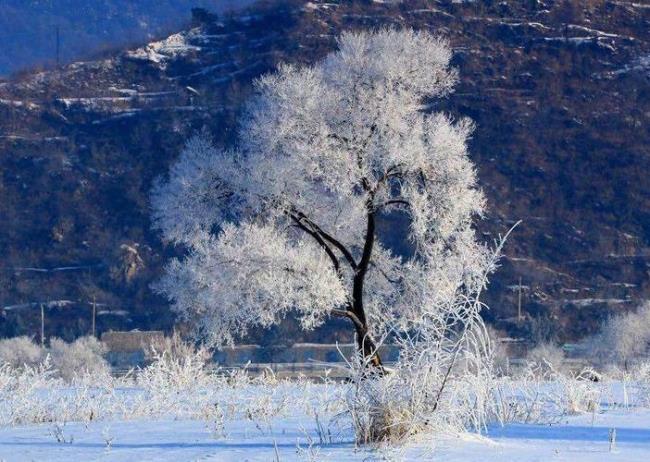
1;407;649;461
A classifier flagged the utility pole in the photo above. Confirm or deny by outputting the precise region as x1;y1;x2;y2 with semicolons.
91;296;96;338
55;25;60;66
517;277;523;322
40;304;45;347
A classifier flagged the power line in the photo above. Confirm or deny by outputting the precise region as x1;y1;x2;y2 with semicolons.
0;263;105;273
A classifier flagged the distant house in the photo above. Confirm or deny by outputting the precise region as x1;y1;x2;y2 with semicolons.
101;330;165;369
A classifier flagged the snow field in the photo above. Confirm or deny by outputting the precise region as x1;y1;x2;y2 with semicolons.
2;354;650;461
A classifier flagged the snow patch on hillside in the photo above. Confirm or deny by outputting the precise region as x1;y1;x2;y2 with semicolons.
126;31;201;66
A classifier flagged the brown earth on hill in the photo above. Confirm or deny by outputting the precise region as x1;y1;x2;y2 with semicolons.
0;0;648;345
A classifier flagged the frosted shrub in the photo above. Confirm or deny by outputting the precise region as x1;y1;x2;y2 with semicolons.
343;326;494;444
0;336;110;384
1;335;114;424
637;362;650;406
342;365;402;444
0;357;117;426
488;366;595;426
490;367;547;425
135;334;215;416
526;342;566;375
623;361;650;408
552;369;602;415
0;335;345;430
588;301;650;370
0;336;45;368
49;336;111;383
0;357;60;425
487;326;511;376
341;240;507;444
139;333;212;390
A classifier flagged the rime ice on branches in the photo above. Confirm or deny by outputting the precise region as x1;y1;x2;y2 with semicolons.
151;29;494;363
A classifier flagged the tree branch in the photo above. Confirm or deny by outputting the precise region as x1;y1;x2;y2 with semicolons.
331;308;365;331
290;210;358;270
376;164;404;187
357;194;376;274
377;198;410;210
289;215;341;275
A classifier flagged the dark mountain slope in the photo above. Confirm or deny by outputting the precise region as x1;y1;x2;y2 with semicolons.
0;0;648;344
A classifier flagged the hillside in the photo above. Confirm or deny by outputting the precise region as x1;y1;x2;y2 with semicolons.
0;0;648;345
0;0;254;76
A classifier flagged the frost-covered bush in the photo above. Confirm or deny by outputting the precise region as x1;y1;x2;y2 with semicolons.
134;333;217;417
343;324;495;443
586;301;650;369
633;361;650;407
0;337;113;425
552;369;602;415
499;343;603;418
486;326;511;376
0;357;61;425
488;365;603;426
144;332;211;366
0;336;110;382
489;366;548;425
526;342;566;375
49;336;110;382
340;241;506;443
0;336;44;368
138;333;211;391
0;354;335;430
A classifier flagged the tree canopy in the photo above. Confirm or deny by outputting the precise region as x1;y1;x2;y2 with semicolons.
152;29;494;354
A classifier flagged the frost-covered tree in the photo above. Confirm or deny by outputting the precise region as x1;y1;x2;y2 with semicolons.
152;29;495;367
587;301;650;370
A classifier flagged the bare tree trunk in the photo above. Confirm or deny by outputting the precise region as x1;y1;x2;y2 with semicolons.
350;193;385;373
294;188;386;371
354;324;384;371
332;307;384;371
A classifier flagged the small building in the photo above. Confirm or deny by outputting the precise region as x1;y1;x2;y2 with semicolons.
101;330;165;369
